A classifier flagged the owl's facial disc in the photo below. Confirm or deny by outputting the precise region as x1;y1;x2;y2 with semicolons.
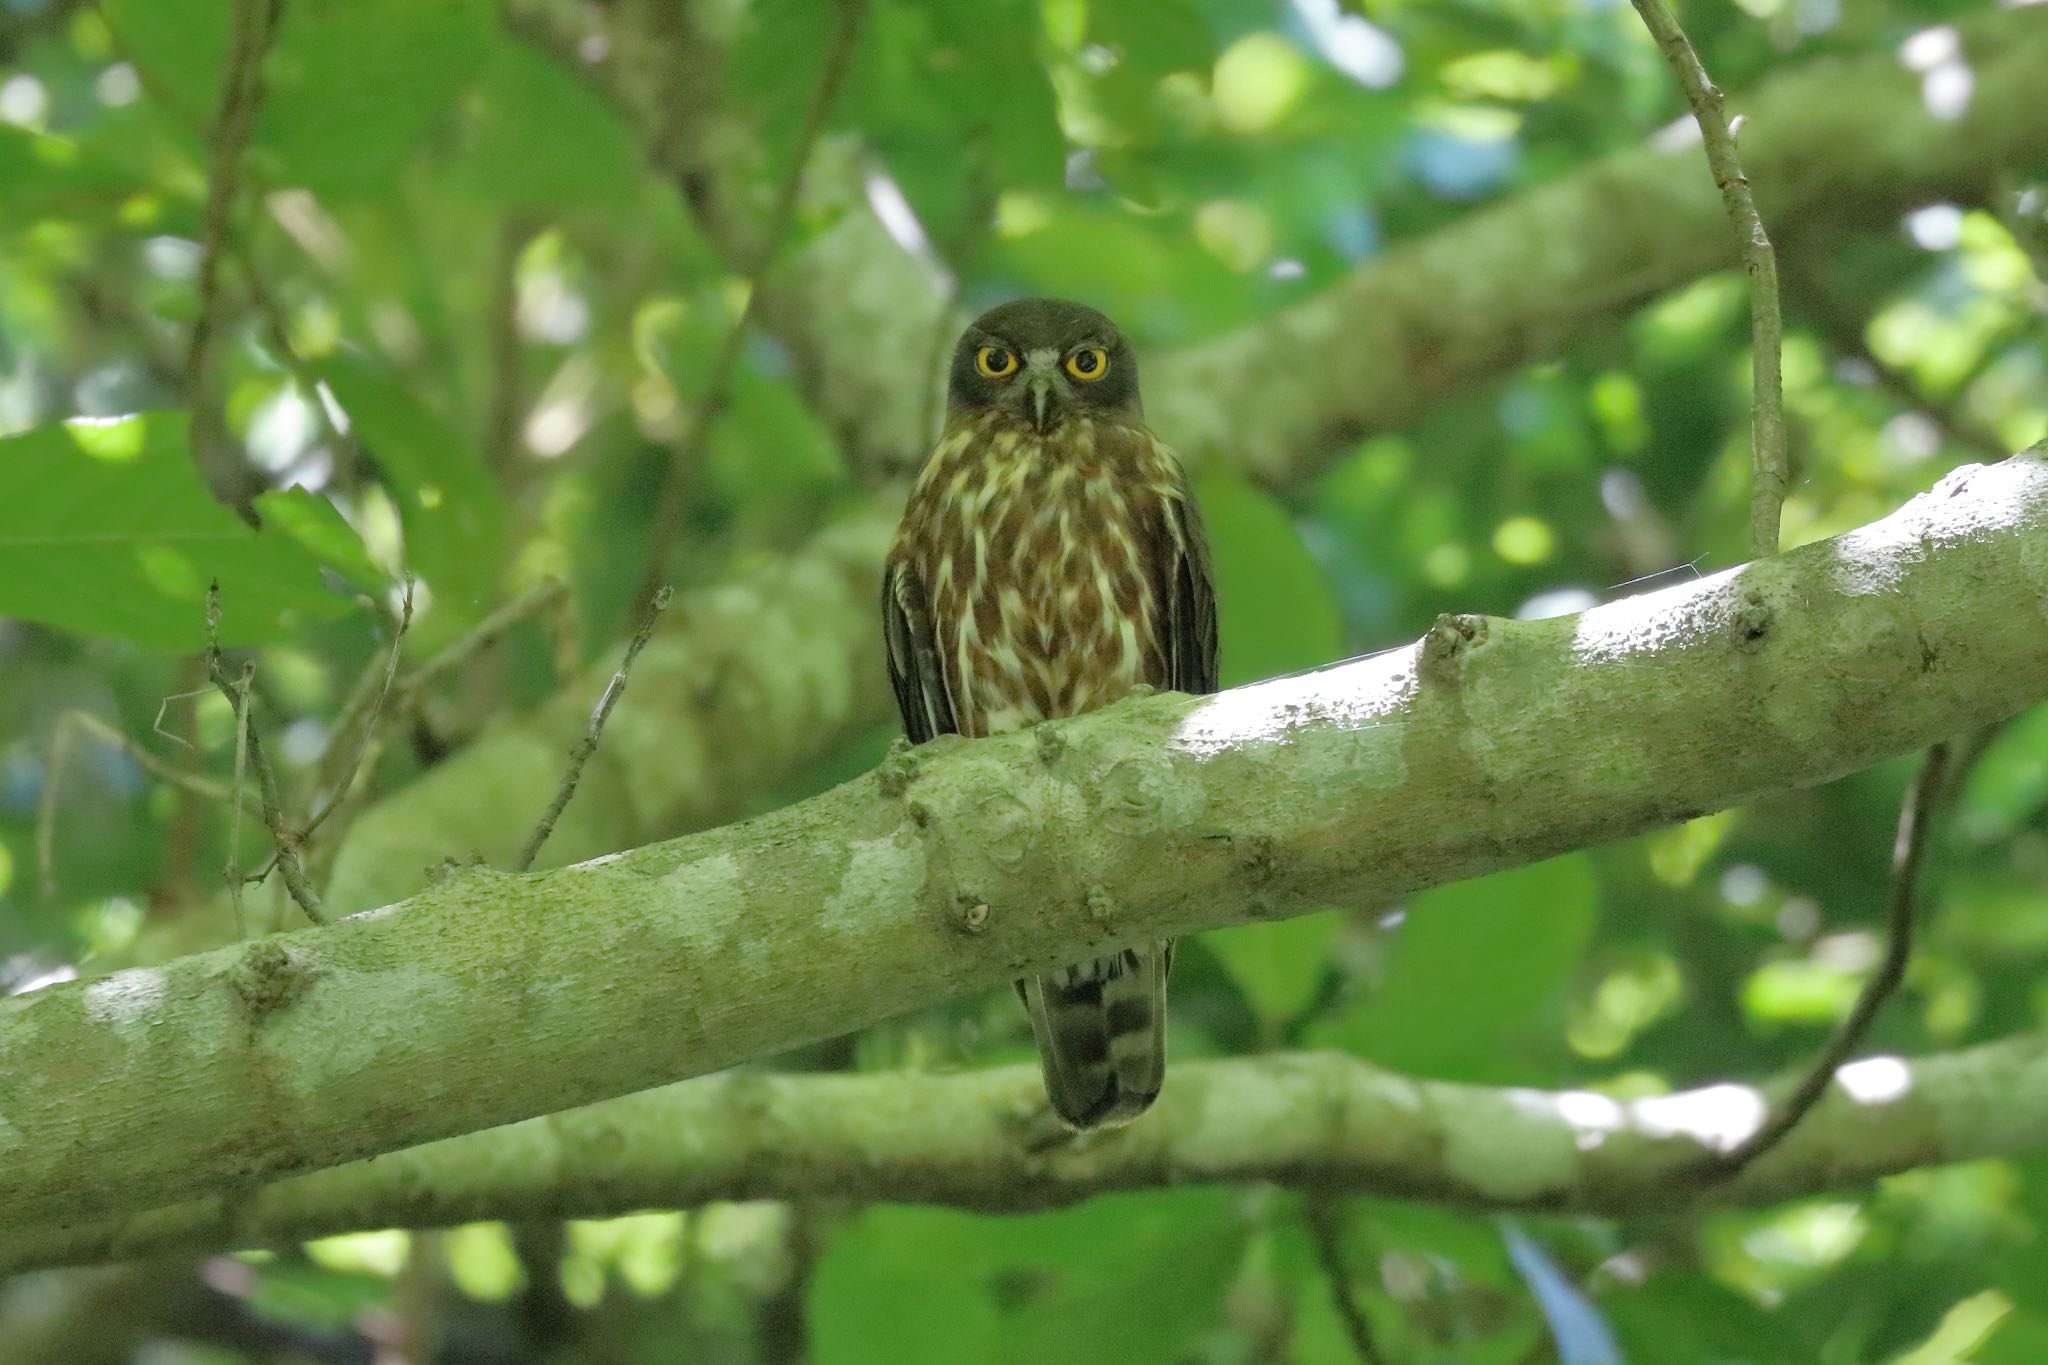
947;299;1138;430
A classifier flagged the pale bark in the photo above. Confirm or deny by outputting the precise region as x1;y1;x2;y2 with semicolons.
13;1031;2048;1274
6;451;2045;1234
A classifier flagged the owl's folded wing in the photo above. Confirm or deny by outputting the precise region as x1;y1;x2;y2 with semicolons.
882;558;958;744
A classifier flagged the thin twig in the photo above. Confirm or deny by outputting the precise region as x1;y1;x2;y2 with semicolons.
205;584;328;925
1304;1196;1386;1365
313;577;555;805
153;656;210;911
633;0;872;607
301;576;413;840
226;661;254;938
38;710;239;900
398;578;569;704
304;579;564;885
184;0;282;509
1703;743;1952;1178
516;586;673;872
1630;0;1787;558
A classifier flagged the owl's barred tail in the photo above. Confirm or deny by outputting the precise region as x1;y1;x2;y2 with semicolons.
1018;943;1171;1129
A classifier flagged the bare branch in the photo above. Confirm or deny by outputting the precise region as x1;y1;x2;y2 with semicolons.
515;585;672;872
1306;1198;1387;1365
1702;742;1952;1177
20;1031;2048;1275
1628;0;1787;557
302;577;414;842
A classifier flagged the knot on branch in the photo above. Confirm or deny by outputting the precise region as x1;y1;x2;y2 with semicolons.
1034;724;1067;767
1732;587;1773;653
1419;612;1489;686
231;938;313;1022
1238;833;1280;886
877;741;920;798
976;790;1039;873
1095;755;1172;834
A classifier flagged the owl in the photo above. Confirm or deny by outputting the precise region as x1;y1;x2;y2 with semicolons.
882;298;1218;1128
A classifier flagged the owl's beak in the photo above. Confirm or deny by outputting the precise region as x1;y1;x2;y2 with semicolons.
1028;377;1056;431
1023;357;1061;432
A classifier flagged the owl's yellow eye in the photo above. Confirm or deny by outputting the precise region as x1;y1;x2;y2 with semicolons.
1064;346;1109;382
975;346;1018;379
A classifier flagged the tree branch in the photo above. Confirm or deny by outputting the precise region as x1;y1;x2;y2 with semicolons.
1306;1198;1387;1365
1152;7;2046;487
516;585;671;871
16;1028;2048;1276
344;7;2048;909
5;450;2045;1231
1703;741;1950;1176
1629;0;1787;558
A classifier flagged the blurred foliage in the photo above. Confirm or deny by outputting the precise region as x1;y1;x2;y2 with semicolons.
2;0;2046;1360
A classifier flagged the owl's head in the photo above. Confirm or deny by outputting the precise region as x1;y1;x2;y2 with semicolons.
947;298;1141;433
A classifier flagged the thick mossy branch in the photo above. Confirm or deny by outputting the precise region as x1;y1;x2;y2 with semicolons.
13;1032;2048;1274
6;453;2046;1232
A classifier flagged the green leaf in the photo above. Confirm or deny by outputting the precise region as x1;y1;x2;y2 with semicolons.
1089;0;1214;77
812;1192;1243;1365
258;0;492;199
1958;705;2048;842
706;369;846;506
1207;910;1340;1033
101;0;229;124
1323;854;1599;1080
1196;471;1344;686
839;0;1063;244
319;353;505;622
251;486;390;595
1605;1269;1807;1364
811;1208;1000;1365
0;414;365;649
463;36;641;211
